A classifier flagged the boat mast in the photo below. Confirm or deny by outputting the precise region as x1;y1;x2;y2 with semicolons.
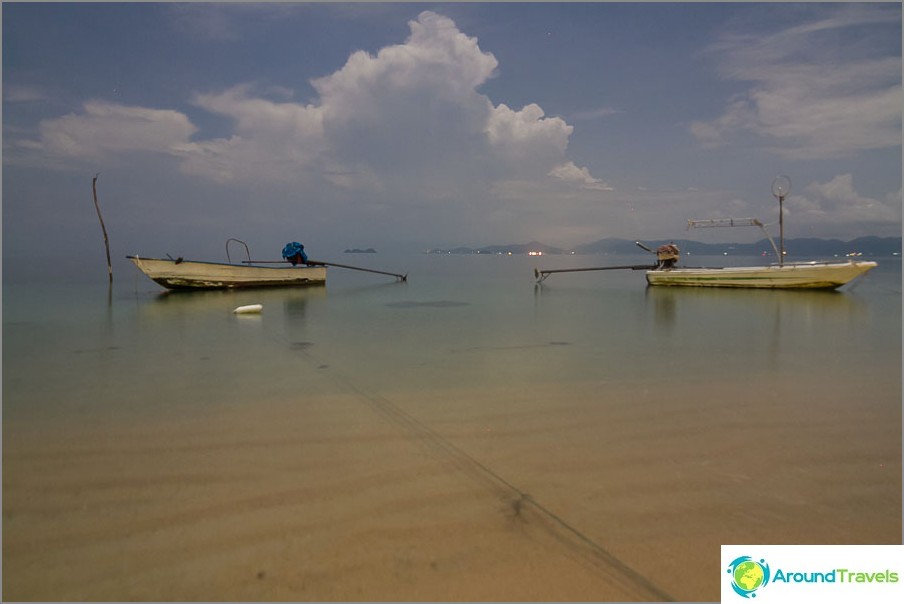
771;176;791;267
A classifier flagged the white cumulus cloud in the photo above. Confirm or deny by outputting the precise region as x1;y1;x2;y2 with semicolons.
548;162;613;191
173;85;326;183
19;11;609;201
32;101;197;159
785;174;902;237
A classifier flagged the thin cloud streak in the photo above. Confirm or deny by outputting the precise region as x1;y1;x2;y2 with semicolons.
165;3;310;42
3;84;50;103
690;4;901;159
570;106;622;120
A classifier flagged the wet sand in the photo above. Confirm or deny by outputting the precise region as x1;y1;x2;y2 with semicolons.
3;369;900;601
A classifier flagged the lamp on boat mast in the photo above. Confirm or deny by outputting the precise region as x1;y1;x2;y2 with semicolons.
772;175;791;266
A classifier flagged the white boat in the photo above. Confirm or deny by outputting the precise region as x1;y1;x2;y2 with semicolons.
536;177;881;290
645;260;877;289
127;256;326;290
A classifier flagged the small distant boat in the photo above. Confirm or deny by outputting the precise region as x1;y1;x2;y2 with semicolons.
127;256;326;290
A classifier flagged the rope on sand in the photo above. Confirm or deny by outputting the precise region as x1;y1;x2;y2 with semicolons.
286;342;675;602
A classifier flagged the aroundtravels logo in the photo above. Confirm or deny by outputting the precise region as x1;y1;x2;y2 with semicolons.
722;546;903;603
726;556;771;598
723;546;904;602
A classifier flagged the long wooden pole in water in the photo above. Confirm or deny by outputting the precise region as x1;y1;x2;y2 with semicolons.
244;259;407;281
92;173;113;283
308;260;407;281
535;264;654;283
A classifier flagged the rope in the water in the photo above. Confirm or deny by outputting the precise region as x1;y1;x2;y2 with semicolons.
267;327;674;602
325;367;674;601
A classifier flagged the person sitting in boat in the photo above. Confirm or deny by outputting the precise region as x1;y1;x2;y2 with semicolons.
282;241;309;266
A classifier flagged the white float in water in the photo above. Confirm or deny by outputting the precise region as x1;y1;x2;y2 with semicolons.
233;304;263;314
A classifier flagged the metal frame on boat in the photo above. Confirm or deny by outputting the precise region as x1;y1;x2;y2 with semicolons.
642;204;877;289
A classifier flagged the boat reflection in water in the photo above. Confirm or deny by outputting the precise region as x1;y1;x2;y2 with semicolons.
142;285;328;321
645;284;871;373
646;284;868;326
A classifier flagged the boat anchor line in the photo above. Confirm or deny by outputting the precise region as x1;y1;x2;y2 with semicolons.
276;337;674;602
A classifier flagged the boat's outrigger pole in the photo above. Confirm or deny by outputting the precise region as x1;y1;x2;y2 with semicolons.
243;259;407;282
306;260;408;282
534;240;674;283
234;238;407;281
534;263;655;283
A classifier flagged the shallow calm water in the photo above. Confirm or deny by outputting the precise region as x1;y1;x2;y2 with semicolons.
3;251;901;601
3;252;901;422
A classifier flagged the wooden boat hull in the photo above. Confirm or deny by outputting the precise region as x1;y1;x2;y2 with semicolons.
128;256;326;290
645;261;877;289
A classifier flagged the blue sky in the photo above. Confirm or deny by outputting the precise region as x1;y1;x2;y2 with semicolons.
3;2;901;260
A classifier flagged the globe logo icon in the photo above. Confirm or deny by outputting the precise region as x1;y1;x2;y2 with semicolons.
726;556;771;598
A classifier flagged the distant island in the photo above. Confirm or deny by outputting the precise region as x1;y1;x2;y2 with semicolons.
344;248;377;254
425;241;565;255
425;236;901;258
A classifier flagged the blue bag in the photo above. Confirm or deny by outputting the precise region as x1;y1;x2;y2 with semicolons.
281;241;308;265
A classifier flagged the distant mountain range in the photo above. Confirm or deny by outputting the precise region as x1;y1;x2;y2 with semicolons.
425;236;902;257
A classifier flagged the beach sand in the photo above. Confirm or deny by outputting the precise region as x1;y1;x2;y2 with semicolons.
3;368;900;601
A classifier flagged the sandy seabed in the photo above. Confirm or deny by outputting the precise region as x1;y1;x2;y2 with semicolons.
3;366;901;602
